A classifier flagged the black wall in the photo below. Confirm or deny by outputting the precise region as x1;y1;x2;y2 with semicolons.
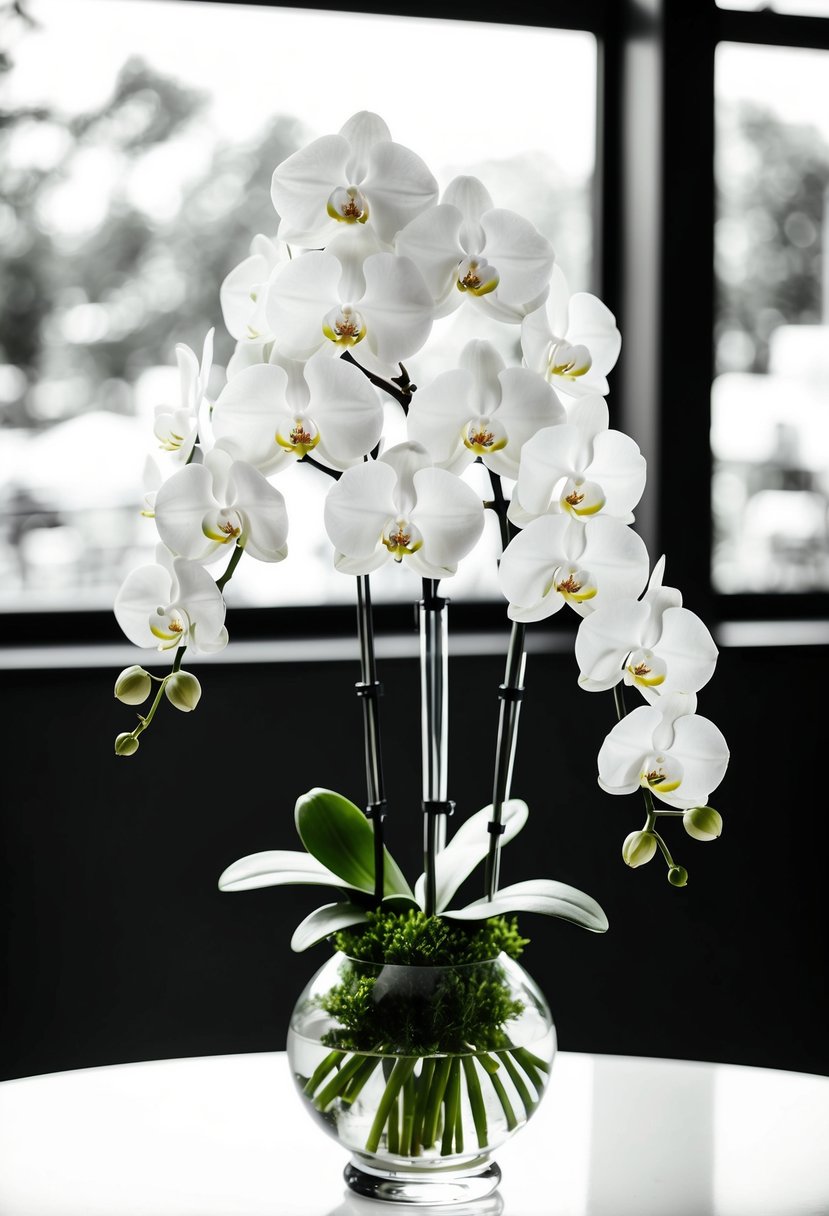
2;631;826;1082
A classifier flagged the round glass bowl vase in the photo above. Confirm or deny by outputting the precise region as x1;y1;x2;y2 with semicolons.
287;951;556;1206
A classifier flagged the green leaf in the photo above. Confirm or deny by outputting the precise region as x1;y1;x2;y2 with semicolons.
443;878;609;933
218;850;354;893
290;902;370;952
414;799;529;913
295;788;413;899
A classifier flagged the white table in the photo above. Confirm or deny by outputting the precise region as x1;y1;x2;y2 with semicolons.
1;1051;827;1215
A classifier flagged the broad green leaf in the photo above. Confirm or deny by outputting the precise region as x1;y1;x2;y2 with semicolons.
291;902;370;952
218;850;353;893
295;788;414;899
414;799;529;913
443;878;609;933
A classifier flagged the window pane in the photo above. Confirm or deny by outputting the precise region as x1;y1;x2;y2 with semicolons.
0;0;597;614
712;41;829;593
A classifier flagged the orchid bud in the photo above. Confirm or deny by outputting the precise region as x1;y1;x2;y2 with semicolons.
622;830;657;869
115;732;140;756
668;865;689;887
114;665;152;706
683;806;723;842
165;670;202;713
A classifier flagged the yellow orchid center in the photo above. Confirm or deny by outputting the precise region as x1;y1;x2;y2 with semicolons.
327;185;370;224
462;417;508;456
382;518;423;562
323;304;366;349
456;256;499;297
276;416;321;459
640;753;683;793
555;567;598;604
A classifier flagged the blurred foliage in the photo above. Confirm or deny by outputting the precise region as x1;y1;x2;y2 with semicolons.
716;100;829;373
0;2;307;428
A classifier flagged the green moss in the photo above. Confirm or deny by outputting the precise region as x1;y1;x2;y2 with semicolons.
319;911;530;1055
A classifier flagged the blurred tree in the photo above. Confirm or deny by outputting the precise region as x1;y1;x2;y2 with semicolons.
716;100;829;373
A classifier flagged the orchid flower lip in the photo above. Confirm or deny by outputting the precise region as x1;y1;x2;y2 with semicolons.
276;415;321;458
327;185;370;224
382;517;423;561
456;256;499;297
462;417;508;456
322;303;367;348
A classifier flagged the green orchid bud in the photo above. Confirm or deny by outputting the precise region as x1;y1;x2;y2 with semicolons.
165;670;202;713
683;806;723;842
668;865;689;887
622;829;657;869
115;732;140;756
114;665;152;706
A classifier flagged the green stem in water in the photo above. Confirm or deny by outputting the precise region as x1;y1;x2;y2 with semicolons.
421;1055;451;1150
499;1050;536;1114
399;1071;417;1156
462;1055;489;1149
343;1056;379;1105
365;1057;417;1155
441;1059;462;1155
410;1056;435;1156
314;1052;369;1111
487;1067;518;1131
303;1049;344;1098
386;1091;400;1155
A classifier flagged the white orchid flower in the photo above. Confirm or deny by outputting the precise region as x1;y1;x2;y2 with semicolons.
521;265;621;399
153;328;214;462
498;513;650;622
324;441;485;577
270;110;438;248
509;395;647;527
597;692;729;811
220;234;288;344
153;448;288;565
210;347;383;476
395;175;554;323
114;547;228;654
575;556;719;702
407;338;565;479
265;235;433;369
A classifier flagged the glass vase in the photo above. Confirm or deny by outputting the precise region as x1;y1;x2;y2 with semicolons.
287;951;555;1205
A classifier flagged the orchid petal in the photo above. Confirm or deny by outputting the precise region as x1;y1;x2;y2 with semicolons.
303;349;383;467
171;556;227;649
114;564;174;648
266;250;343;360
576;599;653;692
411;467;485;567
228;461;289;562
597;705;664;794
642;607;718;701
407;368;474;466
362;140;439;243
340;110;391;178
154;463;218;561
586;429;647;521
211;362;291;474
359;253;434;363
394;204;463;301
442;176;493;252
480;209;555;306
568;291;622;377
270;134;351;246
324;459;398;559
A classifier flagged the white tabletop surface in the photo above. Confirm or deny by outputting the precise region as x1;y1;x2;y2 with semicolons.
1;1050;828;1216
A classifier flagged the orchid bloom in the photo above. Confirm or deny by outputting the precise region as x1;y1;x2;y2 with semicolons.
324;441;485;577
270;111;438;248
153;328;214;462
395;175;554;323
210;347;383;475
498;513;650;622
508;395;647;527
265;235;433;369
521;265;621;399
153;448;288;564
114;546;228;654
407;338;565;479
220;234;288;345
597;692;729;811
575;556;719;702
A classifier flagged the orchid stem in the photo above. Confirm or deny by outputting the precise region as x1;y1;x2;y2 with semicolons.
420;578;451;918
215;543;244;592
356;574;387;903
341;350;414;412
484;619;527;902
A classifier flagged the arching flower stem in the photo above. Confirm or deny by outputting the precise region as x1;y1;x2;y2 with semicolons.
484;469;527;902
341;351;415;413
215;543;244;592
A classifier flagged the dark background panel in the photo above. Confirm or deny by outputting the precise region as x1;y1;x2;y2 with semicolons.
1;634;825;1081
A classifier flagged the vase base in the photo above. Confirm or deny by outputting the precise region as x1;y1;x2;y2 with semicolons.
344;1156;501;1206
